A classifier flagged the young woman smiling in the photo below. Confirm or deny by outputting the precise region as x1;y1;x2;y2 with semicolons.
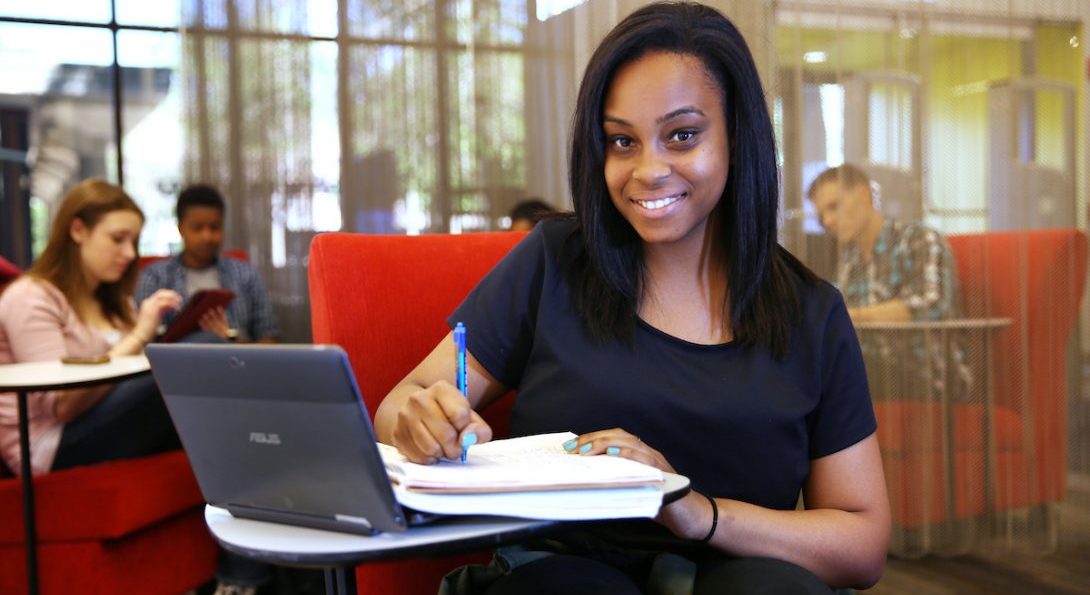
375;3;890;593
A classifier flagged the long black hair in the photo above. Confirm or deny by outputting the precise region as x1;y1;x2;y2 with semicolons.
567;1;815;358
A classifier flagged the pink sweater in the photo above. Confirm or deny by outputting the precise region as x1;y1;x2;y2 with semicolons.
0;277;116;475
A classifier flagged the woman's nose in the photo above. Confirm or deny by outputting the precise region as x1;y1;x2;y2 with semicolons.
632;148;671;185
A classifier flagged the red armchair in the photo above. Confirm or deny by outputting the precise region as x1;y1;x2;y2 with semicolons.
874;228;1087;555
0;256;20;285
0;452;217;594
1;257;217;593
308;231;526;595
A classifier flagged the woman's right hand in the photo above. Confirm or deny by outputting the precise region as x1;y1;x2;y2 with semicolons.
134;288;182;341
390;380;493;464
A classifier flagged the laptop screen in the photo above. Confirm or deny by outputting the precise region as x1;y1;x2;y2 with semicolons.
146;343;408;535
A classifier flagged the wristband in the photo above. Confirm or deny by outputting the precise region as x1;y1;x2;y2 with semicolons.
694;491;718;544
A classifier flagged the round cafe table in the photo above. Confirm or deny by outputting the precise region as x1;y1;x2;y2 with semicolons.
0;355;150;595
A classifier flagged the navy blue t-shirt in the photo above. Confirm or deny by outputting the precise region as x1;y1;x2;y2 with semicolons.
450;219;875;511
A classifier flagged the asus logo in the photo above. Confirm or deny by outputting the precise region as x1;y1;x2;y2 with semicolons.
249;432;281;445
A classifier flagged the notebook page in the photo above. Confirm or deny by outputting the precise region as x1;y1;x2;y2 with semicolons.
379;432;664;493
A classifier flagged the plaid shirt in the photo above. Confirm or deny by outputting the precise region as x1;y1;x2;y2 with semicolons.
838;219;962;319
136;255;279;342
838;219;970;399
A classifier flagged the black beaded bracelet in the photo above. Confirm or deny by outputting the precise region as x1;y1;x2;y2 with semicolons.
695;491;718;543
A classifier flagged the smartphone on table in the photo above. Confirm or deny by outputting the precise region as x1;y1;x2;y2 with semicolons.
61;354;111;365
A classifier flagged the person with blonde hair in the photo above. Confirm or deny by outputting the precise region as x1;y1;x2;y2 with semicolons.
0;178;181;475
806;163;961;324
807;163;970;404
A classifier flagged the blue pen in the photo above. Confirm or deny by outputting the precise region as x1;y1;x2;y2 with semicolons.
454;322;471;462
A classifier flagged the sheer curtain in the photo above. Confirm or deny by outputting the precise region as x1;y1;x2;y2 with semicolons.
180;0;528;341
180;0;317;341
530;0;1088;558
773;0;1090;557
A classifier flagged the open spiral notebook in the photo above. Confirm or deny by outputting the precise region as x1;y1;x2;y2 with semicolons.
379;432;665;520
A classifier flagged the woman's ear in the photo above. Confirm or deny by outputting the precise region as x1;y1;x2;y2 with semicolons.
70;218;88;244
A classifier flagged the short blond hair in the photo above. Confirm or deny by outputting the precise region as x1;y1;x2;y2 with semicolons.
806;164;871;201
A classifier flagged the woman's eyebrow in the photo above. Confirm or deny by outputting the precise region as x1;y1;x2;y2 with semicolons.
603;106;706;128
656;106;704;125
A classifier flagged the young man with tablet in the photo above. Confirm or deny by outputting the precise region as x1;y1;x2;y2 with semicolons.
136;184;279;343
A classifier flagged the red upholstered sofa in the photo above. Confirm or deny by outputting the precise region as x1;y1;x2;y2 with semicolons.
874;229;1087;552
308;231;526;595
0;257;217;594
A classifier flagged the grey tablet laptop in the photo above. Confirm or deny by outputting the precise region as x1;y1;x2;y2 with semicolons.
145;343;434;536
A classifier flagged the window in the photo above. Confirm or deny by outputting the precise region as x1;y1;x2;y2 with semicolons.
117;29;184;254
2;1;530;341
1;0;530;266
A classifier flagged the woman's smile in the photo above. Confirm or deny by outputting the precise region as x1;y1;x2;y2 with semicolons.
631;191;687;212
627;189;684;217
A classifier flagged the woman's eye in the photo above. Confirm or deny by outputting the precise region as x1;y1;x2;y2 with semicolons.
609;136;633;150
671;130;697;143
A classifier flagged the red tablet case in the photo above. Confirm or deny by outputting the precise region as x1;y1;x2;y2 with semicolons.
158;289;236;343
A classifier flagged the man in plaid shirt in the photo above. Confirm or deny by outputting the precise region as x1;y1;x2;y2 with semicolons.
136;184;279;343
808;164;971;402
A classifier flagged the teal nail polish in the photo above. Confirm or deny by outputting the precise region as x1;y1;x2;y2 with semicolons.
579;442;592;454
606;446;620;456
461;432;477;464
563;439;578;452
